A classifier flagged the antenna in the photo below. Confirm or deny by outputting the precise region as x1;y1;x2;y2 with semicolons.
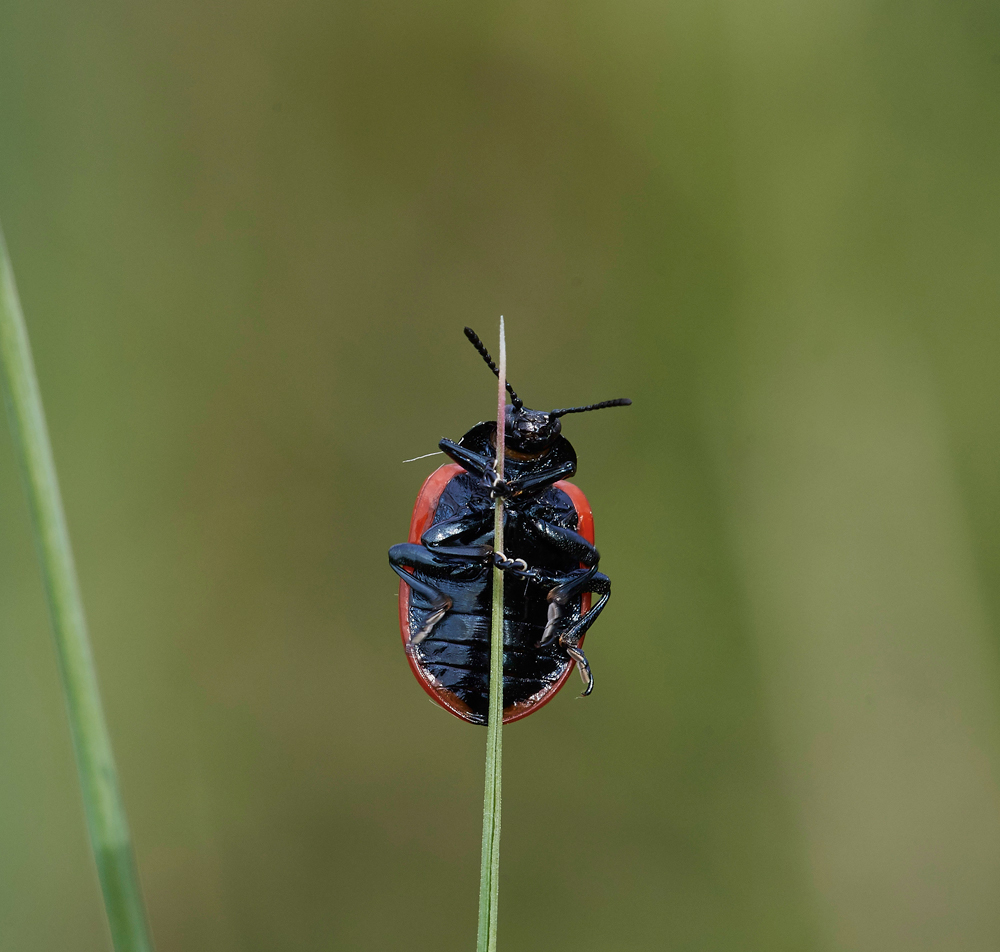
549;398;631;418
463;327;523;409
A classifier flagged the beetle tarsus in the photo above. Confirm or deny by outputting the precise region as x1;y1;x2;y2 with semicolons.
564;644;594;696
493;551;528;572
485;464;512;500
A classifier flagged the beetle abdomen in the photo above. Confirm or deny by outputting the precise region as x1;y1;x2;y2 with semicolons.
397;463;595;725
408;597;572;722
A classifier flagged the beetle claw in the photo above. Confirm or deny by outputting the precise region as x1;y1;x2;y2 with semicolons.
564;644;594;696
484;464;512;500
493;551;529;573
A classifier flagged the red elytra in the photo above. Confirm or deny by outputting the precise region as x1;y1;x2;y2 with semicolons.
398;463;594;724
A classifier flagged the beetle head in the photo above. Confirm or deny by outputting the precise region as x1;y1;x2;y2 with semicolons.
464;326;631;456
504;404;562;454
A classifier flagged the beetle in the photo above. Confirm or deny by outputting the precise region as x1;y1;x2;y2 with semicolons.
389;327;630;725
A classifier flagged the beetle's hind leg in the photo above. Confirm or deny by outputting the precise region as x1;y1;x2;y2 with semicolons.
389;544;455;646
548;572;611;696
539;567;599;646
564;645;594;696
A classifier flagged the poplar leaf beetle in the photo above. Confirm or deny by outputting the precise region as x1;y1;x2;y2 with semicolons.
389;327;630;725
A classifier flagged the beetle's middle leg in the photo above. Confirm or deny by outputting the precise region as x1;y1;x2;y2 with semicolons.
420;511;494;561
493;518;601;588
492;551;528;572
389;544;462;645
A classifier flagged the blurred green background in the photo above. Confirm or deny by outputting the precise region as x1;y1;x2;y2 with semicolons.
2;0;1000;949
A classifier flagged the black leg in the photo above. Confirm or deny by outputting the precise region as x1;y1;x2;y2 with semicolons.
420;510;495;559
389;542;484;577
389;544;458;645
538;566;600;645
565;646;593;695
440;439;577;500
524;516;600;567
550;572;611;696
439;439;492;478
505;460;576;496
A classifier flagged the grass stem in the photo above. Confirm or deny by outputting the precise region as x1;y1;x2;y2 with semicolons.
476;316;506;952
0;221;154;951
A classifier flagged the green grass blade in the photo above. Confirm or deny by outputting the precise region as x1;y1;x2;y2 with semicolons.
0;221;155;952
476;317;506;952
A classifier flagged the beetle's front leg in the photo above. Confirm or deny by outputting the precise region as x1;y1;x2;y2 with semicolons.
439;439;494;481
504;459;576;497
439;439;512;499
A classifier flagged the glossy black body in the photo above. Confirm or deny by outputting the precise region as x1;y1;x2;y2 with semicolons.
390;418;612;725
406;469;584;720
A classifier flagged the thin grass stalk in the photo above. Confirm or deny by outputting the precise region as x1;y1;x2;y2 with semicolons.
476;316;506;952
0;222;154;952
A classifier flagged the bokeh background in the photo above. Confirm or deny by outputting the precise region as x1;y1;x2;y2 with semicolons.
2;1;1000;949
